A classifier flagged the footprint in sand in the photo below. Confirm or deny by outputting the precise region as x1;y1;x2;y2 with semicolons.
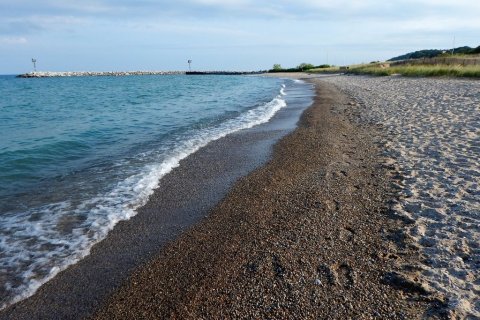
336;263;355;288
316;263;355;288
317;264;337;286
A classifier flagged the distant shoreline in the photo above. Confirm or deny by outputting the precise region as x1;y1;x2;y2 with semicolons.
16;70;265;78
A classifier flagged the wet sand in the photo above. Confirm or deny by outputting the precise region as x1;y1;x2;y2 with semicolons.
93;76;438;319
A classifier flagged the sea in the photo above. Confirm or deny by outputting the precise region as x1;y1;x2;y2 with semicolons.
0;74;307;309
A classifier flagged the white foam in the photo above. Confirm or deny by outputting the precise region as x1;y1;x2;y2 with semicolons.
0;85;288;310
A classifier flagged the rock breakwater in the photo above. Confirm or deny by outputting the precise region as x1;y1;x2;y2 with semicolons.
17;71;185;78
17;70;265;78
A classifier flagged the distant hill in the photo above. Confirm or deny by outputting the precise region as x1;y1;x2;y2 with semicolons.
388;45;480;61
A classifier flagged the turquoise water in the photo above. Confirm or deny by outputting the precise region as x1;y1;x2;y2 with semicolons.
0;74;292;308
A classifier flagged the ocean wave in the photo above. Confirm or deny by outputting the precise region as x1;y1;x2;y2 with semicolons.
0;85;288;310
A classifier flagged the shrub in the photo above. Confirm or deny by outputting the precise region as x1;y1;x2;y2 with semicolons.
297;63;315;71
272;64;282;71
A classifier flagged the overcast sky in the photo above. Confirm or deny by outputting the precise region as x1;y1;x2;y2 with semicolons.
0;0;478;74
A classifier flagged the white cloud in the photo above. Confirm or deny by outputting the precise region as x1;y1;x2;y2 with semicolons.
129;20;254;37
294;0;379;10
2;15;90;35
0;36;27;45
1;0;478;73
43;0;115;13
190;0;250;6
398;16;480;32
407;0;480;9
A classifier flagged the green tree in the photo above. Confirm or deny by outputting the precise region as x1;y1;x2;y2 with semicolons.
297;63;315;71
272;64;282;71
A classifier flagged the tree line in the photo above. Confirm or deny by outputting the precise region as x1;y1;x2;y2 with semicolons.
268;63;331;73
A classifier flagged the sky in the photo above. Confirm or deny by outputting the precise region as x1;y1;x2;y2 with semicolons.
0;0;478;74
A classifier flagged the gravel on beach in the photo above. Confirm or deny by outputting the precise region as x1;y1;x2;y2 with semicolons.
322;75;480;319
93;77;439;319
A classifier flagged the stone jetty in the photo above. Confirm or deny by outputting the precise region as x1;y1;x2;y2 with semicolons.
17;71;185;78
17;70;265;78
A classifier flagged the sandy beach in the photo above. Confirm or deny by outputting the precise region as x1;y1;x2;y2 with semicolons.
322;75;480;318
3;74;478;319
92;75;442;319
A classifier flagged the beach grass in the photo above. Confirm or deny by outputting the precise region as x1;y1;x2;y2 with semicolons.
347;64;480;78
309;66;341;73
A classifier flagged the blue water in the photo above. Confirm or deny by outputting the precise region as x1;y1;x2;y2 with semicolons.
0;74;296;308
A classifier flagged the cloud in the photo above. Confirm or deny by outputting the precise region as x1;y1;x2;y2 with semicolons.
2;0;478;26
0;20;42;36
398;16;480;33
0;36;27;45
404;0;480;9
190;0;250;6
0;15;89;36
1;0;478;73
45;1;115;14
130;20;254;37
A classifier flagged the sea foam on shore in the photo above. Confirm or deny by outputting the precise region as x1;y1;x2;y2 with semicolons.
0;75;289;310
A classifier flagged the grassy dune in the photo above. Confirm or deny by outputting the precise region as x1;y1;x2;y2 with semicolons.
309;66;341;73
348;64;480;78
308;59;480;78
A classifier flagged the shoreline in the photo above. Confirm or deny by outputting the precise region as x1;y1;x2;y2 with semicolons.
93;76;437;318
3;74;457;319
0;78;313;319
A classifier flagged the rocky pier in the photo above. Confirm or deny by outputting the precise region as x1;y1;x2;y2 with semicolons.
17;70;266;78
16;71;185;78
